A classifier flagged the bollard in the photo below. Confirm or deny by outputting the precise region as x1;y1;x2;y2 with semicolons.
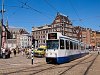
98;51;99;55
31;57;33;65
31;50;34;65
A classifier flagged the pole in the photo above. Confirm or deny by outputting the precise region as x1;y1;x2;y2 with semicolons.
31;49;34;65
1;0;4;46
2;0;4;21
0;20;2;56
0;0;4;56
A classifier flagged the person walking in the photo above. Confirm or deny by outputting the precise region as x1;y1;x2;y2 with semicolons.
98;47;100;54
21;48;25;55
28;48;31;59
2;48;6;59
13;49;16;57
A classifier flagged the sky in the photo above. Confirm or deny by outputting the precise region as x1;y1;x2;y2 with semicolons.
0;0;100;33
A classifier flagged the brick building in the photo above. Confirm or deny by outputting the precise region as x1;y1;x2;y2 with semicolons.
96;31;100;47
32;13;77;47
32;13;100;48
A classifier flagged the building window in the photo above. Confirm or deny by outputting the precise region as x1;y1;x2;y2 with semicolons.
43;35;45;38
56;24;60;27
43;40;45;43
43;31;45;33
57;28;60;31
46;30;48;33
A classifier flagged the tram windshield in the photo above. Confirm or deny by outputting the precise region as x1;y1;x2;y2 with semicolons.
46;40;59;49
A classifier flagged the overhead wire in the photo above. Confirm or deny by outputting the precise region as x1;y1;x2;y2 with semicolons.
2;0;53;21
18;1;42;14
44;0;59;12
18;0;53;19
3;5;30;19
68;0;85;27
68;0;100;30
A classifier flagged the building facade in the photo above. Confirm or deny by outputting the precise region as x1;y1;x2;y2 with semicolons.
32;13;100;48
96;31;100;47
19;34;32;48
32;25;52;47
81;28;91;46
8;27;32;49
32;13;77;47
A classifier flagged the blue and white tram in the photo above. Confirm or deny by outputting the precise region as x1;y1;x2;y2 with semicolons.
46;32;89;64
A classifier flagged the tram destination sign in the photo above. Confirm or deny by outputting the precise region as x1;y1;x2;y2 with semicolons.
48;33;57;39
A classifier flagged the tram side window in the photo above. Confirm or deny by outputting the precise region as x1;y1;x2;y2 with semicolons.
74;43;78;50
76;43;78;49
70;41;73;49
66;40;69;49
60;39;64;49
74;42;76;50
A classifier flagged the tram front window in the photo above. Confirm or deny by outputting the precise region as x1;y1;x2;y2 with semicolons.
47;40;59;49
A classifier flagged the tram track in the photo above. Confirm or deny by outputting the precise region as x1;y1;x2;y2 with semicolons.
5;63;48;74
29;65;56;75
83;54;98;75
4;53;96;75
5;60;59;75
58;54;98;75
29;54;93;75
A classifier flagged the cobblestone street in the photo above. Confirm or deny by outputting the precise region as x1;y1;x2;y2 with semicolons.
0;52;100;75
0;0;100;75
0;53;46;75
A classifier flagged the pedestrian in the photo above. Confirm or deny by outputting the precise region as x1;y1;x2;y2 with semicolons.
17;48;20;54
21;48;25;55
5;49;8;58
8;49;11;58
27;48;31;58
13;49;16;56
2;48;6;59
98;47;100;55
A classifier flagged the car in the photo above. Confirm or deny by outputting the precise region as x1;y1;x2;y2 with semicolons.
34;46;46;57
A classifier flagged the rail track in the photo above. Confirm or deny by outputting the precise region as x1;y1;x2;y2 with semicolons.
59;54;98;75
29;54;94;75
4;53;98;75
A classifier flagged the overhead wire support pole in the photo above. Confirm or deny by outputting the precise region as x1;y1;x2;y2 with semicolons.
0;20;2;56
0;0;4;56
2;0;4;22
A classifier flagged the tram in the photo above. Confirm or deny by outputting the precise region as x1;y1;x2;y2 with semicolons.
46;32;89;64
